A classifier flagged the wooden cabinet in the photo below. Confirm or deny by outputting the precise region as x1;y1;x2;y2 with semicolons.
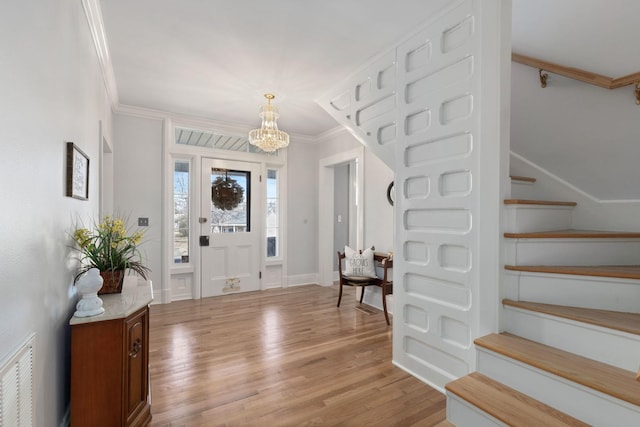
70;281;152;426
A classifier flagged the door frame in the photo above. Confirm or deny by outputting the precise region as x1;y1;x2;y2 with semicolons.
162;118;287;303
318;146;364;286
98;119;114;218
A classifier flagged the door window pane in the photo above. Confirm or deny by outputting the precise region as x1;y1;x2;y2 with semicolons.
174;161;190;263
210;169;251;233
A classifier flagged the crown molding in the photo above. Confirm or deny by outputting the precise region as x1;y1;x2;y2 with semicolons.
313;125;352;144
115;104;176;121
81;0;119;109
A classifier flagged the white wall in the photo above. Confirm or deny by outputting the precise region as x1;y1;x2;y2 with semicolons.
109;112;394;293
315;129;394;255
315;129;361;159
113;113;164;290
112;112;322;291
363;148;394;253
333;164;350;269
360;147;394;310
286;139;318;280
0;0;113;423
510;60;640;231
314;128;394;309
511;153;640;231
511;62;640;201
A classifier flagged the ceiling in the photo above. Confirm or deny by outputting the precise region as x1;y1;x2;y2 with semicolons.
99;0;639;139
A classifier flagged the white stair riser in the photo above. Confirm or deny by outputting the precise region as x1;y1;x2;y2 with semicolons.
504;271;640;313
505;239;640;266
503;306;640;371
504;205;573;233
446;393;508;427
476;348;640;426
509;180;538;200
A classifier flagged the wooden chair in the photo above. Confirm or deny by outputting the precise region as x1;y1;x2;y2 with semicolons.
337;251;393;325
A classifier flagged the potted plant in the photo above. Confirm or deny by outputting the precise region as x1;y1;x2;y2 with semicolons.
72;215;150;294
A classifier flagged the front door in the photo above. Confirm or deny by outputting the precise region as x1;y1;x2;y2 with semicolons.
201;158;261;297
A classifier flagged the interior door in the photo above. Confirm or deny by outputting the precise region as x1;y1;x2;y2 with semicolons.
201;158;261;297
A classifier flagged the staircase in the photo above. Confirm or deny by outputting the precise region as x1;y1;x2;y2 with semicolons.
443;175;640;426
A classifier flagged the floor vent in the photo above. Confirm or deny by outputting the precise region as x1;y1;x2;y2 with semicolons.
0;334;34;427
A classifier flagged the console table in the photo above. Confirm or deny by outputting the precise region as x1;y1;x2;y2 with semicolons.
70;277;153;426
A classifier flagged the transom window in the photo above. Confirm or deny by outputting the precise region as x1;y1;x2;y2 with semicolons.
175;127;279;155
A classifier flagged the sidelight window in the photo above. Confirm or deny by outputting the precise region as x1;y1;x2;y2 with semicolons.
173;160;190;263
266;169;280;258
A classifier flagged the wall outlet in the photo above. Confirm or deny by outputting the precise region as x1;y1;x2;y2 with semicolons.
138;217;149;226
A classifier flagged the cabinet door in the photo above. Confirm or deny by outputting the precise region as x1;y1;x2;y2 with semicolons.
71;319;123;426
124;307;149;425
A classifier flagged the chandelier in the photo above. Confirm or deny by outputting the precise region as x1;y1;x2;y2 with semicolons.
248;93;289;152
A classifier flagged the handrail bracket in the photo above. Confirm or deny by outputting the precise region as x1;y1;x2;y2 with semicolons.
538;69;548;88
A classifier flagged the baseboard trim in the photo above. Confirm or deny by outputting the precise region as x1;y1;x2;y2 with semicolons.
392;359;446;395
152;288;172;304
287;273;320;287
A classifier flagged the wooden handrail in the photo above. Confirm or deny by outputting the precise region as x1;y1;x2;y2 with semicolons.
512;52;640;104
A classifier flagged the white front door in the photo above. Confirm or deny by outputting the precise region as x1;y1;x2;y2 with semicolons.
201;158;261;297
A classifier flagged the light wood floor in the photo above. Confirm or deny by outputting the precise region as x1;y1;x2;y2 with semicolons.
148;284;446;426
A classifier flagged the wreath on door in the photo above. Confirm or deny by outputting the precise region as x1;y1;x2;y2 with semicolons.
211;171;244;210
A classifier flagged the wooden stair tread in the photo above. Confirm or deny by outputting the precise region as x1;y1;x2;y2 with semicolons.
504;199;577;206
510;175;537;183
504;264;640;279
505;229;640;239
503;299;640;336
446;372;588;427
432;421;455;427
475;333;640;406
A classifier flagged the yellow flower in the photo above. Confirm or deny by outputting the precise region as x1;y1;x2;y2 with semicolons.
132;231;143;245
71;214;150;281
73;228;90;248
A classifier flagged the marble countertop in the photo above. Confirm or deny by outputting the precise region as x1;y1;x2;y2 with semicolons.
70;276;153;325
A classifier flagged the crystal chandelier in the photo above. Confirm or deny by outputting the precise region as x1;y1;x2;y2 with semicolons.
248;93;289;152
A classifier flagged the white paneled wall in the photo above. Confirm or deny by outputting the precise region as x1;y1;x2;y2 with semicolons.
318;0;510;391
319;50;397;170
395;0;482;390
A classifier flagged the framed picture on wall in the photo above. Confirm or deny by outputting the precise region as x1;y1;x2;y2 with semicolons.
66;142;89;200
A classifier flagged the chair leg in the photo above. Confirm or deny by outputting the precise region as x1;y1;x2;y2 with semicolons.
337;282;343;307
359;286;365;304
382;286;390;325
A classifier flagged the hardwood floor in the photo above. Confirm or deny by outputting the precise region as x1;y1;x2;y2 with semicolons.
148;284;446;426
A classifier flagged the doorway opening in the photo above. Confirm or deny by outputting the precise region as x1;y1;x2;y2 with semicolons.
318;147;364;286
332;161;358;275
